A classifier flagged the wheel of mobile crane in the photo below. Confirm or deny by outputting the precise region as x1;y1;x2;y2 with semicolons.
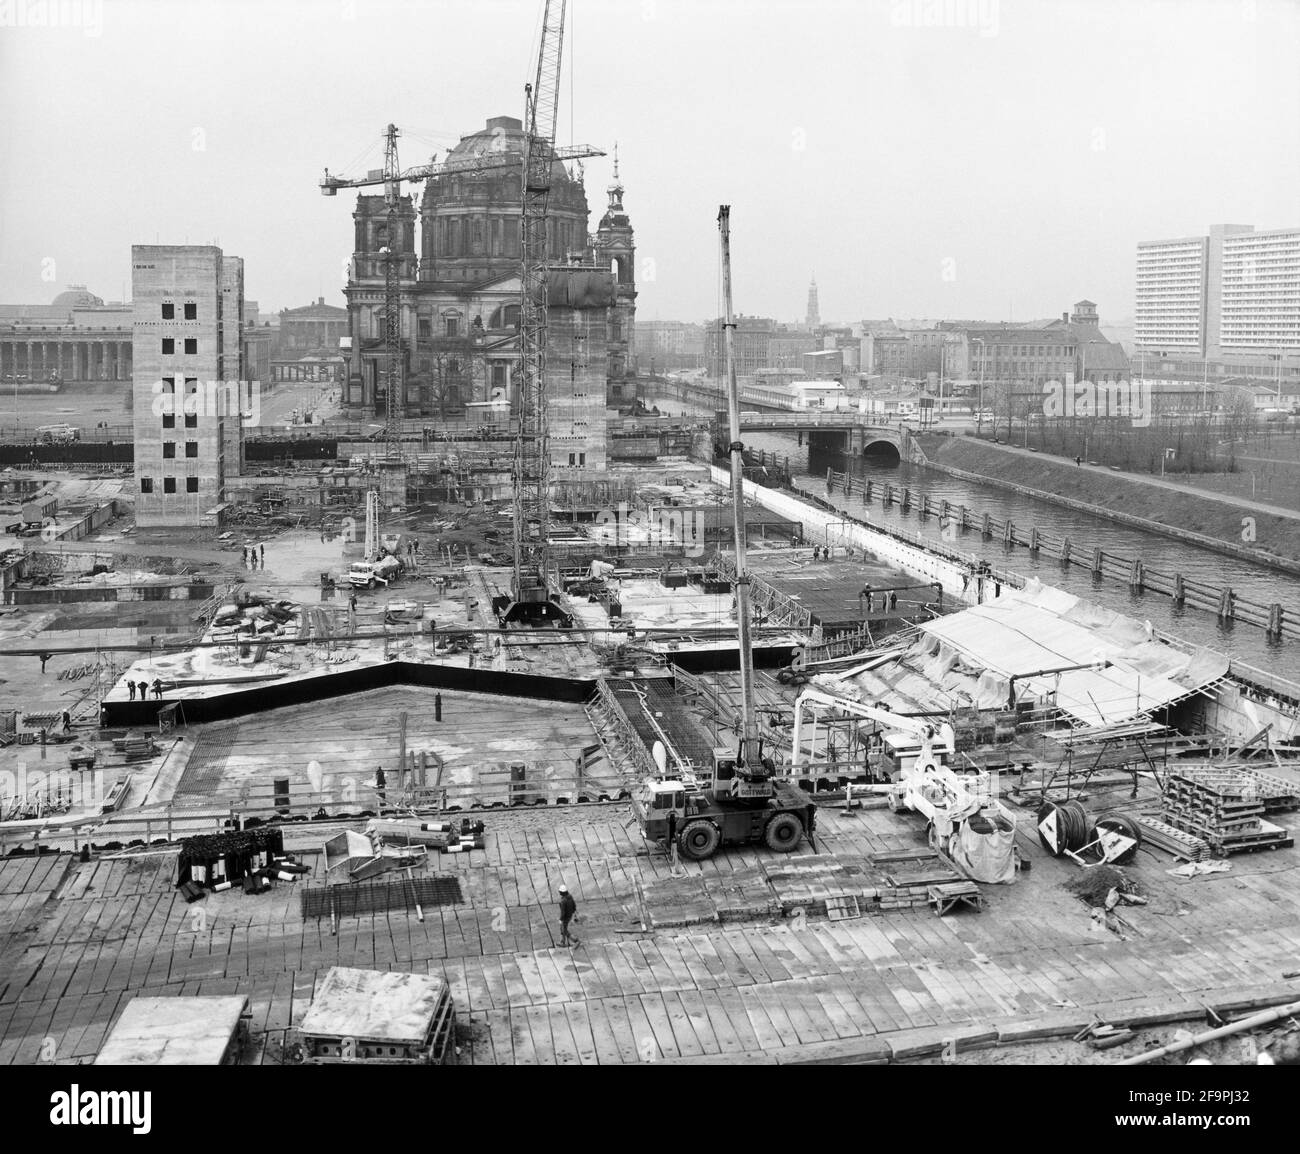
764;812;804;853
678;820;720;861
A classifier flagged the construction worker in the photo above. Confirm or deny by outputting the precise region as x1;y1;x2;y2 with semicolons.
128;680;136;701
151;678;163;700
558;884;579;947
38;652;52;674
137;680;149;701
375;765;386;804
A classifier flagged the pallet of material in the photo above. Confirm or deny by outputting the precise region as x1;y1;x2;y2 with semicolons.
1213;766;1300;813
1138;816;1210;861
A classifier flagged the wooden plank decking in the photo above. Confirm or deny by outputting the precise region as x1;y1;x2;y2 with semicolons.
1;800;1297;1065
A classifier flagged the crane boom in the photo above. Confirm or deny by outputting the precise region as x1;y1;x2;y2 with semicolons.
319;143;603;195
719;205;761;769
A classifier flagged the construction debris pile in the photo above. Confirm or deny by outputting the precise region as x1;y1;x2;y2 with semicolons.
175;828;309;899
1160;768;1296;857
209;592;302;651
1064;864;1143;907
365;817;486;855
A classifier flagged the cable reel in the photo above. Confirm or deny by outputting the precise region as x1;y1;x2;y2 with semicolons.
1036;799;1089;856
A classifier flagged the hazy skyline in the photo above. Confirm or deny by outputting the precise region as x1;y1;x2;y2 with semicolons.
2;0;1297;325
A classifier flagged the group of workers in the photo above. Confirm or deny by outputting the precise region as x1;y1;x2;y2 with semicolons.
126;679;164;701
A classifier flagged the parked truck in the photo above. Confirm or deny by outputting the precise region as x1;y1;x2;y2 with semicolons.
348;554;403;590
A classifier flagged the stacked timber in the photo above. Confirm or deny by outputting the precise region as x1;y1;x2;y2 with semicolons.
1137;816;1210;862
1161;769;1294;856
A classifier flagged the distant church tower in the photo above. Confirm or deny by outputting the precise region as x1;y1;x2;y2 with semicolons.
805;276;820;331
594;143;636;379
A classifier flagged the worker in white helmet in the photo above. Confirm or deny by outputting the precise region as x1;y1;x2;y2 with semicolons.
557;884;579;947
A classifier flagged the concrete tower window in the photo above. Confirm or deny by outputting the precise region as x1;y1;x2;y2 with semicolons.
184;412;197;428
186;477;199;493
185;442;198;458
162;413;176;429
163;477;176;494
184;338;197;354
163;442;176;458
140;477;154;494
184;303;197;320
162;338;175;354
161;303;175;319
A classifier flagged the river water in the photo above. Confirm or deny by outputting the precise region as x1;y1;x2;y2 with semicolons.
736;429;1300;679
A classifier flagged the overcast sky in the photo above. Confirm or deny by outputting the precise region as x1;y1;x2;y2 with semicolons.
1;0;1297;325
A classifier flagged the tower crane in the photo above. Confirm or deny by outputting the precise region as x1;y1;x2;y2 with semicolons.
511;0;567;612
320;1;598;620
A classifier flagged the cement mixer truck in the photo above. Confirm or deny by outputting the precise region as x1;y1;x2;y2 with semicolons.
348;554;403;590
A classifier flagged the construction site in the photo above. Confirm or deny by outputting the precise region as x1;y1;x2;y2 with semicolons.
1;0;1299;1077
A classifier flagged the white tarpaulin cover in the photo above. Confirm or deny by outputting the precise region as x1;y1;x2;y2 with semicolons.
916;584;1229;725
948;813;1018;884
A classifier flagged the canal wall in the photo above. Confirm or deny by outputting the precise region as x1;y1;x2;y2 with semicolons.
707;464;1019;608
918;436;1300;573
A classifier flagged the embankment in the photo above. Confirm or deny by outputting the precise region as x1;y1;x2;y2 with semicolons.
917;436;1300;571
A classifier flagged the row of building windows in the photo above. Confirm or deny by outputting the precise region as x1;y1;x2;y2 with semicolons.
161;338;199;354
140;477;200;494
161;413;198;429
160;442;200;458
160;303;198;320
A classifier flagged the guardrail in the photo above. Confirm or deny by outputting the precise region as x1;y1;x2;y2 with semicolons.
826;466;1300;642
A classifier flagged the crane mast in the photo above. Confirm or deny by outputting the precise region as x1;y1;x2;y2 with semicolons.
381;124;404;459
513;0;566;601
718;206;761;770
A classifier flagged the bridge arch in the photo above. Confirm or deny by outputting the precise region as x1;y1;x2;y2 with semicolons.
861;438;901;465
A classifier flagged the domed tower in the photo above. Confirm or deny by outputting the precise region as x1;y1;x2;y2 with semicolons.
411;116;591;415
343;193;417;415
418;116;590;288
593;145;636;379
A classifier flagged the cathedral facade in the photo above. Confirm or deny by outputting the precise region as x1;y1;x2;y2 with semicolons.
342;116;636;427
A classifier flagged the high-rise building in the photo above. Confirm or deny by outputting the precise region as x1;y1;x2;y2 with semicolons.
1135;224;1300;360
805;276;820;331
131;245;243;528
1220;228;1300;354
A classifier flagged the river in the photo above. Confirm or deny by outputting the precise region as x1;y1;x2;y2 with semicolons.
735;429;1300;679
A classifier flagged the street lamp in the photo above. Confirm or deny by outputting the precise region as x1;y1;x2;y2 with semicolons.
972;338;986;434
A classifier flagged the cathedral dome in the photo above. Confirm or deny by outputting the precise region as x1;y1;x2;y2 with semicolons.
52;286;104;312
443;116;577;186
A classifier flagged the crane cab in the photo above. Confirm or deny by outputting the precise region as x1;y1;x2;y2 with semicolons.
880;724;955;780
711;745;776;800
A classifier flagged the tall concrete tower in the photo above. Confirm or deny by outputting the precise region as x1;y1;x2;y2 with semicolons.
131;245;241;528
805;275;820;331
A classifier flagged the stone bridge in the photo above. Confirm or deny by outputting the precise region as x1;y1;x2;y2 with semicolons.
721;411;915;462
